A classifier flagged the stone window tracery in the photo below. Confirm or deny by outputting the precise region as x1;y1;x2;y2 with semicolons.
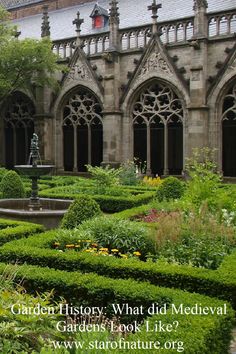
222;82;236;176
132;82;183;176
63;90;103;172
4;92;35;168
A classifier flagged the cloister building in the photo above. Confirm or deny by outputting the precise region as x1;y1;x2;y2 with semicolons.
0;0;236;177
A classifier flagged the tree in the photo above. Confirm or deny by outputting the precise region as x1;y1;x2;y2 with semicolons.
0;6;61;103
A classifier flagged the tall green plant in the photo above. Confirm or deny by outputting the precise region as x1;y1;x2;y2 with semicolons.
86;164;122;193
0;266;65;353
184;147;222;208
119;160;139;185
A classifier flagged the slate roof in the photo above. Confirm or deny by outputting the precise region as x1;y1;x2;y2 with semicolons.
5;0;236;40
0;0;42;9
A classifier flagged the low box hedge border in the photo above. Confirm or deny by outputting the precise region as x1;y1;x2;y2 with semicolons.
0;218;44;246
39;190;155;212
1;231;236;308
0;262;234;354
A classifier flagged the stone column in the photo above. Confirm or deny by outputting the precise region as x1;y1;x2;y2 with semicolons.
32;6;54;165
101;0;122;167
34;86;54;164
187;0;209;157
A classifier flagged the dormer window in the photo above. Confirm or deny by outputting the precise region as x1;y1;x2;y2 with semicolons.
90;3;109;30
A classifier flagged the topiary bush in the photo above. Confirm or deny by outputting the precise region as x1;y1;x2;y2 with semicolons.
0;167;8;185
0;170;25;198
61;195;102;229
156;176;185;201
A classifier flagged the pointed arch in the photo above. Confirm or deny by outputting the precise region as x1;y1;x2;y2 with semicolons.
3;92;35;168
131;80;184;176
222;81;236;176
60;86;103;172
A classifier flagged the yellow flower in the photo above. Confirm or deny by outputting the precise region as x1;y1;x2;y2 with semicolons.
99;251;109;256
111;249;119;253
54;242;60;246
119;254;128;259
99;248;108;251
133;251;141;256
65;244;75;248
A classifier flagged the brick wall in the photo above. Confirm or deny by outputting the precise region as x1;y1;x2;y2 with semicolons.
10;0;93;19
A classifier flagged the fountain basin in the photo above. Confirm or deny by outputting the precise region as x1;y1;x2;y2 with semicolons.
15;165;54;177
0;198;72;229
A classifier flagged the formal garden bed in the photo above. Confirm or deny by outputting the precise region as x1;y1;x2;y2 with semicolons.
0;152;236;352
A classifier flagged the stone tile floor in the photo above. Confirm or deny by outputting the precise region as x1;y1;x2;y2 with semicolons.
230;328;236;354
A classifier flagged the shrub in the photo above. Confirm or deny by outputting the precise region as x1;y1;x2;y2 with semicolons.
61;195;102;229
0;167;8;185
156;176;184;201
1;231;236;307
0;262;233;354
0;170;25;198
79;216;154;256
0;219;44;246
39;188;155;212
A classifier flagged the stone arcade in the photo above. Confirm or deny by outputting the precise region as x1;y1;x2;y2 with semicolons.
0;0;236;177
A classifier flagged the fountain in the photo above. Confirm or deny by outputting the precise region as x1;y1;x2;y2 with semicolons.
0;134;72;229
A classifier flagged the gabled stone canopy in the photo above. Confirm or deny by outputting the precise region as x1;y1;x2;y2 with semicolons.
121;33;189;105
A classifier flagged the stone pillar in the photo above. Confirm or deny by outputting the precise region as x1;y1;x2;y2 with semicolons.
32;6;54;164
34;86;54;164
101;0;122;167
187;0;209;157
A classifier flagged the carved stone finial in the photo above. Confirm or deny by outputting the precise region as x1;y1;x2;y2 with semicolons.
148;0;162;35
109;0;120;25
193;0;208;11
41;5;50;38
73;11;84;37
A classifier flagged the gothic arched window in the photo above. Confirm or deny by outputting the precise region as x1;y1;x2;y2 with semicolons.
62;89;103;172
222;82;236;177
132;82;183;175
4;92;35;168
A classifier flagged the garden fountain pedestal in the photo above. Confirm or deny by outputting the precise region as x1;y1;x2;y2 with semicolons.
14;165;54;211
0;134;72;229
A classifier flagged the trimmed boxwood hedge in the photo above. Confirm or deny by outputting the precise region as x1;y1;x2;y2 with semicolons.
0;262;233;354
0;219;44;246
39;189;155;212
1;231;236;308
